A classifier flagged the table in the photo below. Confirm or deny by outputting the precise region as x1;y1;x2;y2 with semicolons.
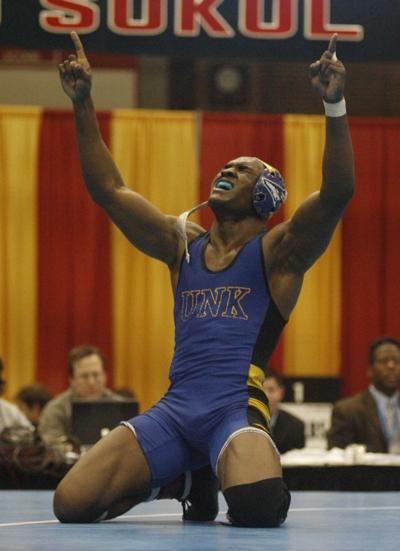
283;464;400;491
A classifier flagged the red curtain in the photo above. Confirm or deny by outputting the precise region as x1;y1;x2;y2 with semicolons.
341;118;400;395
199;113;285;371
36;110;113;393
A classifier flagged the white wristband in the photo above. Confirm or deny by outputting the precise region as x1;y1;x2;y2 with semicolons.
323;98;346;117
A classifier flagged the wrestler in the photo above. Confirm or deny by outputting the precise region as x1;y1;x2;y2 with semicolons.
53;32;354;528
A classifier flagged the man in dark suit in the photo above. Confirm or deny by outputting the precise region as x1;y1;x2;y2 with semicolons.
327;336;400;453
262;368;306;454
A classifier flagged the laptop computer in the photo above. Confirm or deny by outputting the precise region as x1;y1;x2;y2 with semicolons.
71;399;139;446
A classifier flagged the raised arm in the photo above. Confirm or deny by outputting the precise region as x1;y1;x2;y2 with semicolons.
269;35;354;276
58;32;182;268
265;35;354;318
315;36;355;211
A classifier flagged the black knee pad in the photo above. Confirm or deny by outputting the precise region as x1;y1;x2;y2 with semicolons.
224;478;291;528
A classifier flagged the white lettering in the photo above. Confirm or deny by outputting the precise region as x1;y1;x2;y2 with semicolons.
239;0;298;39
108;0;167;36
174;0;234;38
304;0;364;41
39;0;100;34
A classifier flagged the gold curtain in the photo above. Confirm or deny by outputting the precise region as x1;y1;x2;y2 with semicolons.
0;107;41;398
110;110;199;411
283;115;341;377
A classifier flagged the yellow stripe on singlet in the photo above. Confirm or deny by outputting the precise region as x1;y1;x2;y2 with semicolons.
247;364;271;425
247;363;265;390
248;397;271;425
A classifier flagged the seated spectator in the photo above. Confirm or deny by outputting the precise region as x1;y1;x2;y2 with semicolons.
262;367;306;454
15;384;53;426
327;336;400;453
39;345;123;444
0;357;32;432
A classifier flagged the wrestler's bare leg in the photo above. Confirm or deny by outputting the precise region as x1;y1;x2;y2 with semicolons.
54;425;151;522
217;431;281;490
217;431;289;527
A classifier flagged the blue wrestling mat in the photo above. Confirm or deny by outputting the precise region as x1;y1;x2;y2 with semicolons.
0;491;399;551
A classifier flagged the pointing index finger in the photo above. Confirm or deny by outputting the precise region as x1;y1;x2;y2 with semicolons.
71;31;87;59
328;33;338;56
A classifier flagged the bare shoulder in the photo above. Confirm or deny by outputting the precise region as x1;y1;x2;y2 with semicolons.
169;215;206;242
186;220;207;240
263;191;342;275
168;216;206;273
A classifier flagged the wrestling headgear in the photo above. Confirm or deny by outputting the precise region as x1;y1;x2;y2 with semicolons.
252;162;287;219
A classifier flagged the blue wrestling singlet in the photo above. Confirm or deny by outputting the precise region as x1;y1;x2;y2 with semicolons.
124;232;286;487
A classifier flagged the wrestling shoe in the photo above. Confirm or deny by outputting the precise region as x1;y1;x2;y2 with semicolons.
180;465;219;521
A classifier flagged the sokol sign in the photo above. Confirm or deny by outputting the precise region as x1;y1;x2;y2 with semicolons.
0;1;398;61
37;0;363;41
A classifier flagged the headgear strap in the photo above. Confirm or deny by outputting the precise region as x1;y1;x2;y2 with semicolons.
176;202;208;263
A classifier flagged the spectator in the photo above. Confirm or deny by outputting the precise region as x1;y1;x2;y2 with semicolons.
327;336;400;453
0;357;32;433
262;367;306;454
39;345;123;444
15;384;53;426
